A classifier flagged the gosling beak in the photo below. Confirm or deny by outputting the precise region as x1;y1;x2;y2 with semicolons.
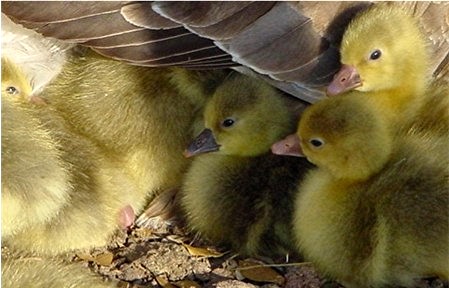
184;128;220;158
326;64;362;96
271;133;305;157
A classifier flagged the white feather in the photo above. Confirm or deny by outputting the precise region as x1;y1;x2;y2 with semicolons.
1;14;74;94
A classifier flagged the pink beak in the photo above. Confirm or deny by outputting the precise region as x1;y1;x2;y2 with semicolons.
326;64;362;96
271;133;305;157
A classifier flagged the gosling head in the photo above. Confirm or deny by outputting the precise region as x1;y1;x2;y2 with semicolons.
273;95;393;181
185;75;292;157
1;58;32;100
327;4;428;97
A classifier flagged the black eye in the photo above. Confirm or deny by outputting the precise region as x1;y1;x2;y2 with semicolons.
5;86;18;95
222;118;235;128
369;49;382;60
309;138;324;148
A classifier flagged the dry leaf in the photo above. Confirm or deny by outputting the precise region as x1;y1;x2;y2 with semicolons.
182;244;226;258
76;252;96;262
155;274;177;288
172;279;202;288
166;234;188;244
94;251;114;266
236;260;285;286
76;251;114;266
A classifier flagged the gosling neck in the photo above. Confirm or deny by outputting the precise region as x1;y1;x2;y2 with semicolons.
329;126;394;184
366;84;424;126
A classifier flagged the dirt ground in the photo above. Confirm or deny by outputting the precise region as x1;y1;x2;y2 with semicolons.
71;215;330;288
69;216;448;288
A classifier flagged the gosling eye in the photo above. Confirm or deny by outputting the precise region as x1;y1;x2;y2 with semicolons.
221;118;235;128
5;86;19;95
309;138;325;148
369;49;382;60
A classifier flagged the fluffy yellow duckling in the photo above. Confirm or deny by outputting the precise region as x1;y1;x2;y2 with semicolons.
327;4;430;124
3;50;228;256
181;74;313;257
281;95;448;287
1;60;116;287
